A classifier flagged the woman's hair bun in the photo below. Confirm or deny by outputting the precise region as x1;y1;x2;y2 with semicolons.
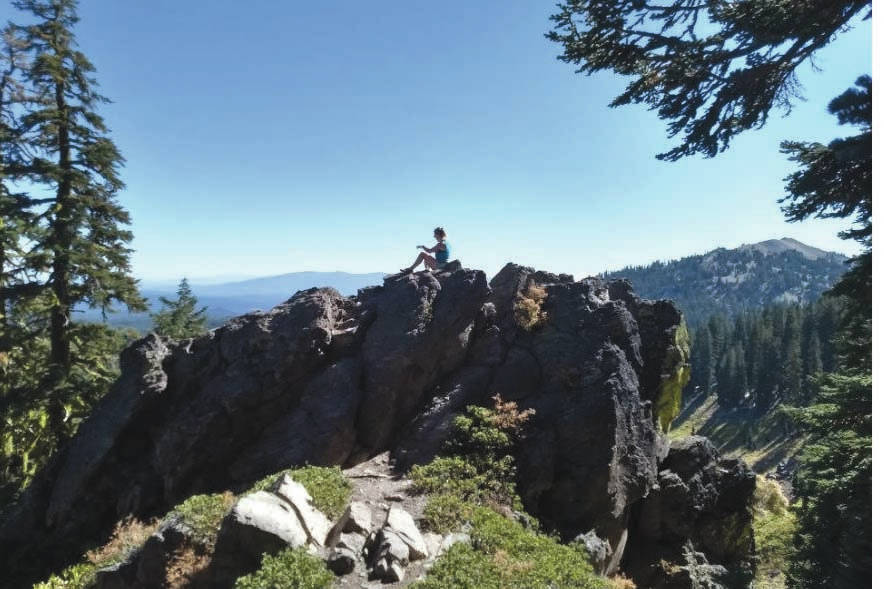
434;226;446;236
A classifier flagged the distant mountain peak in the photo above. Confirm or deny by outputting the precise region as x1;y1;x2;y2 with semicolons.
605;238;848;325
735;237;843;261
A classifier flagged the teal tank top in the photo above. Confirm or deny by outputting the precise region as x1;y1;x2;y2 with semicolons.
435;241;450;264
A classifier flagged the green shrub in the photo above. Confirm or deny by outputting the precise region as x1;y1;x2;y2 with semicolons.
753;476;796;588
32;563;98;589
249;465;351;519
414;542;499;588
446;397;534;458
233;548;333;589
411;456;482;498
410;397;533;525
412;454;519;511
172;491;235;546
422;492;476;534
409;398;606;586
413;507;609;589
448;409;511;458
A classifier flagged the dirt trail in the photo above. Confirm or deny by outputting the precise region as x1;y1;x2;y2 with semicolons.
334;452;436;588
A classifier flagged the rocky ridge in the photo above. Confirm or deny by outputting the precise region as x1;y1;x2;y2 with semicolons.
0;262;755;588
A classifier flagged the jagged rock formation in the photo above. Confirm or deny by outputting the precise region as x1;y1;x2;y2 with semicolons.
0;262;754;588
623;436;756;586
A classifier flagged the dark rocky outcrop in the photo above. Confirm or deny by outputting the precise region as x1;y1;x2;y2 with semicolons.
0;263;753;587
623;436;756;587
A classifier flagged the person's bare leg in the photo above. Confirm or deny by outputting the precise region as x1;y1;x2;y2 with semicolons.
402;253;427;274
421;254;438;271
402;252;437;273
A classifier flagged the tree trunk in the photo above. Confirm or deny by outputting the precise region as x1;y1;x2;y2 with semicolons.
49;77;72;383
0;242;7;353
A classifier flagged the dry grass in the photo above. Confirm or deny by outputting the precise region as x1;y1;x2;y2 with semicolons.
85;516;160;568
514;284;548;330
166;545;213;588
608;574;637;589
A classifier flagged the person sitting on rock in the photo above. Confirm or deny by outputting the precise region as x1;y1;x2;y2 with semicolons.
401;227;449;273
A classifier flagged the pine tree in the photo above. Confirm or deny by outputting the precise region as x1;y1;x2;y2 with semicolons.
11;0;145;381
780;77;871;371
733;342;747;405
690;324;714;396
716;343;748;409
779;79;872;585
744;314;761;389
151;278;208;340
805;326;822;372
733;315;746;344
1;1;150;509
786;371;871;587
782;309;804;402
707;314;729;379
814;298;842;372
755;328;781;411
0;24;44;355
547;0;870;160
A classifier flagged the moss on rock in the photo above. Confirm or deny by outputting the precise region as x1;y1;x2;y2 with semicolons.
655;318;691;432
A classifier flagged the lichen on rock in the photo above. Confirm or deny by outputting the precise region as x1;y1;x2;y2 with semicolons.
655;318;692;432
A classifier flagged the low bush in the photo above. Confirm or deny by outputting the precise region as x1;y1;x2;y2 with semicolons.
413;507;609;589
233;548;333;589
164;544;213;588
411;456;482;498
32;563;98;589
172;491;235;547
609;574;638;589
410;395;534;533
249;465;351;520
33;516;159;589
514;284;548;331
753;476;796;588
86;516;159;568
422;492;476;534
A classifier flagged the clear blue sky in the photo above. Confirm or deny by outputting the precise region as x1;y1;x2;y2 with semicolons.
1;1;871;281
